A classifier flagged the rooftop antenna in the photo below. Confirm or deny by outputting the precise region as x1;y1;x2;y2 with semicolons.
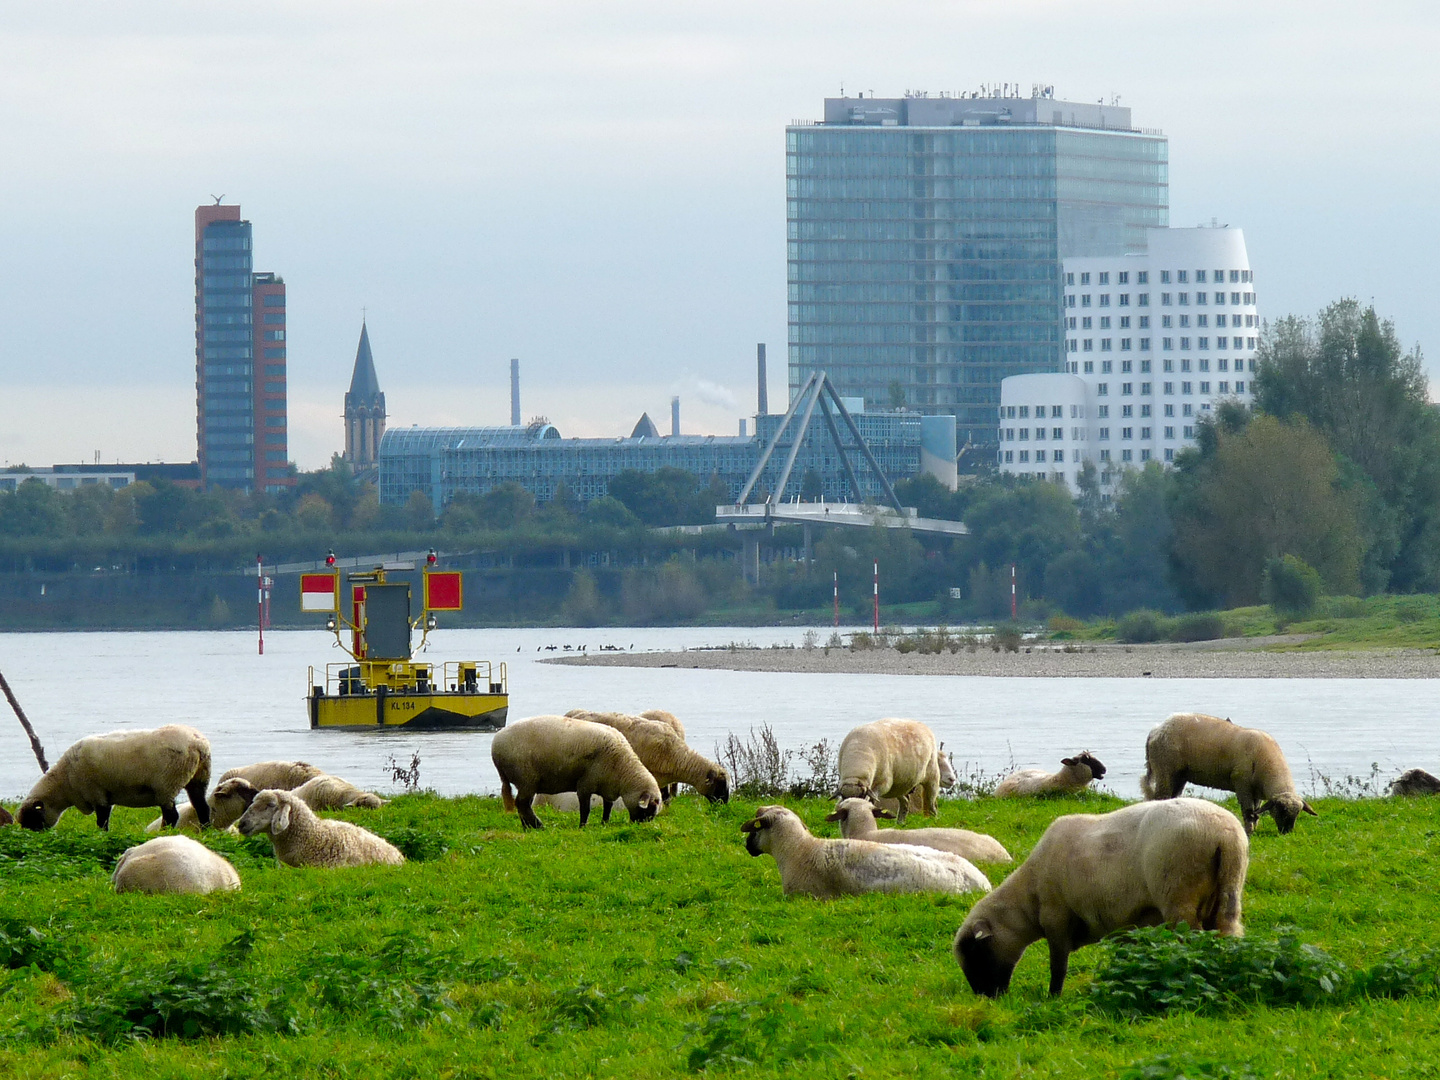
210;194;225;205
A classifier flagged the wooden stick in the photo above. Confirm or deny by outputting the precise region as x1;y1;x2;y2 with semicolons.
0;669;48;773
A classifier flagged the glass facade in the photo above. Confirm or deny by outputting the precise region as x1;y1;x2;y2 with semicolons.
787;104;1167;450
197;218;255;485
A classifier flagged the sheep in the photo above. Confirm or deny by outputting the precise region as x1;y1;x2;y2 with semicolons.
146;777;261;833
954;797;1248;998
1141;712;1316;835
492;715;663;829
18;725;212;832
291;775;388;811
825;797;1012;864
219;760;325;791
0;805;12;826
836;718;940;822
876;742;959;815
565;709;728;803
236;789;404;868
741;804;990;899
112;835;241;895
1389;768;1440;797
994;752;1107;798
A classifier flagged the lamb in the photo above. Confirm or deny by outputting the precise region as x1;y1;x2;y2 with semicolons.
994;752;1107;798
954;797;1248;997
219;760;325;791
826;797;1012;863
741;804;990;898
1141;712;1316;835
291;775;388;810
146;777;261;833
1389;768;1440;797
836;718;940;822
492;715;663;829
236;789;404;868
565;709;728;803
112;835;241;895
18;725;212;831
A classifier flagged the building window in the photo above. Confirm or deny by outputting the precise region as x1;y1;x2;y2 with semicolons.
1141;383;1153;396
1196;270;1207;283
1084;360;1094;373
1182;381;1193;394
1117;271;1129;284
1179;314;1190;328
1164;404;1174;417
1200;381;1211;393
1035;450;1046;463
1082;316;1093;330
1097;383;1108;396
1067;339;1078;352
1019;428;1029;440
1119;294;1130;306
1005;450;1013;463
1162;337;1173;351
1100;449;1111;461
1121;449;1133;462
1066;272;1075;285
1140;403;1152;417
1197;291;1208;306
1164;425;1175;438
1180;337;1191;351
1199;358;1210;372
1140;360;1151;373
262;295;285;307
1181;358;1192;372
1098;405;1109;418
1248;337;1257;348
1160;270;1171;283
1183;403;1194;417
1177;270;1188;283
1122;427;1133;440
263;347;286;359
1219;381;1230;393
1052;405;1063;418
1139;338;1151;351
1121;359;1133;373
1138;271;1149;284
1138;293;1149;307
1082;295;1092;307
1121;338;1132;351
1100;295;1111;307
1119;316;1131;330
1236;380;1246;393
1122;404;1134;418
1198;337;1209;350
1080;272;1091;285
1098;272;1110;285
1018;450;1029;462
1053;427;1064;440
1184;425;1196;438
1102;359;1113;373
1178;292;1189;305
1162;315;1172;328
1099;427;1110;440
1161;292;1172;306
1100;316;1112;329
1019;406;1029;418
1218;357;1229;371
1140;426;1152;439
1083;339;1093;351
1122;383;1133;396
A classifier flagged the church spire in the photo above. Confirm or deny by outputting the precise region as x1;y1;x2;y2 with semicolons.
343;321;386;469
347;321;381;400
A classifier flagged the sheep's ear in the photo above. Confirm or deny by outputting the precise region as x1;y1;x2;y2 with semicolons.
1302;801;1318;817
1061;757;1077;766
874;807;896;819
271;802;291;835
740;819;759;833
969;920;992;941
823;810;842;822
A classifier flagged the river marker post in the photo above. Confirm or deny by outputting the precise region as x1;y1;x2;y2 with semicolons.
872;559;879;632
257;555;265;655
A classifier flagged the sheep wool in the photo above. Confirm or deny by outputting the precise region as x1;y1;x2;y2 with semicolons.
954;797;1248;998
1389;768;1440;797
566;709;728;803
146;777;260;834
994;752;1107;798
236;789;403;868
112;835;241;895
220;760;326;791
826;798;1012;863
836;718;941;822
292;775;388;811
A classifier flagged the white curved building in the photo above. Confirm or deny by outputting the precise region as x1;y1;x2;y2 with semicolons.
998;226;1258;493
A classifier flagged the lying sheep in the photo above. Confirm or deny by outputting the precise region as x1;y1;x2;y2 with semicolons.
1141;712;1316;835
837;718;940;822
292;775;388;810
741;804;990;899
219;760;325;791
19;725;211;831
146;777;260;833
492;715;663;829
826;798;1012;863
112;835;241;895
236;789;404;868
994;752;1107;798
1389;768;1440;796
954;797;1248;997
566;709;728;803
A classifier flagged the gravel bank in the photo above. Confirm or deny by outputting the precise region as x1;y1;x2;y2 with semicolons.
546;639;1440;679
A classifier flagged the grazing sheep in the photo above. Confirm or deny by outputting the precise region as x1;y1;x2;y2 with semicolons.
877;743;959;814
0;805;12;826
994;752;1107;798
236;789;403;868
18;725;212;832
219;760;325;791
742;805;990;898
954;797;1248;997
837;718;941;822
292;775;388;811
1141;712;1316;835
146;777;260;834
639;709;686;739
492;715;663;829
112;835;241;895
532;792;604;812
1389;768;1440;797
565;709;728;803
826;797;1012;863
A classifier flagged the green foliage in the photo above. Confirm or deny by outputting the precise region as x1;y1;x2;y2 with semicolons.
1120;1054;1257;1080
607;468;728;527
0;919;61;972
1167;611;1225;642
1116;609;1166;643
1263;554;1322;619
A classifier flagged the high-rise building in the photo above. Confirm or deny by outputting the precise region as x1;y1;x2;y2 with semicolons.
787;89;1169;452
344;321;386;470
194;203;292;492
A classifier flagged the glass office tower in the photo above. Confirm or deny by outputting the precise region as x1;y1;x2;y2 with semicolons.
787;91;1168;451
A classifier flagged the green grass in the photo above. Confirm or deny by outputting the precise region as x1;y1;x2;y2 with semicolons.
2;792;1439;1078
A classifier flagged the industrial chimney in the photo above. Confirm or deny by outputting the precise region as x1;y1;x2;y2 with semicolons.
756;344;768;416
671;396;680;437
510;358;520;426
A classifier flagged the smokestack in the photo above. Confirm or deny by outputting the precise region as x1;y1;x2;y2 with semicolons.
756;344;768;415
739;418;747;437
510;358;520;425
671;396;680;437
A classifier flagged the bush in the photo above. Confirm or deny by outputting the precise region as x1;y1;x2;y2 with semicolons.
0;918;61;971
1262;554;1322;619
990;624;1022;652
1116;609;1166;643
1167;612;1225;642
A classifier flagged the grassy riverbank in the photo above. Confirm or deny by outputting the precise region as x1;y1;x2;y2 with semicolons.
2;793;1438;1078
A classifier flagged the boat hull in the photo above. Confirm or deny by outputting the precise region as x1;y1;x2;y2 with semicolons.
309;689;508;731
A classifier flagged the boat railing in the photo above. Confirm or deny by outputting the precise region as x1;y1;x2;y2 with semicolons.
308;660;506;697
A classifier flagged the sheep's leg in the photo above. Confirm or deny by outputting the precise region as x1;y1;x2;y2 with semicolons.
516;794;544;830
95;804;113;831
160;801;179;828
1236;792;1258;835
920;780;938;818
577;790;593;827
185;778;211;826
894;792;910;825
600;797;615;824
1046;939;1071;996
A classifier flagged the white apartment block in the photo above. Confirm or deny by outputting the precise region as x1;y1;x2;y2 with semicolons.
997;226;1258;493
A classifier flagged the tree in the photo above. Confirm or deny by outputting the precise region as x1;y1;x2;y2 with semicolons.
0;479;66;537
961;480;1081;600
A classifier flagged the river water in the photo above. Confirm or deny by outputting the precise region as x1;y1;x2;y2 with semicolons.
0;627;1433;802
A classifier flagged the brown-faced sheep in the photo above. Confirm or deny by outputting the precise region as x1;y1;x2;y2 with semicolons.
291;775;388;810
1389;768;1440;796
954;797;1248;997
220;760;325;790
826;797;1012;863
994;752;1107;798
0;805;12;826
566;709;728;803
112;835;241;895
236;789;404;868
837;718;940;822
1141;712;1316;835
741;805;990;898
492;715;663;829
19;725;212;831
146;777;260;833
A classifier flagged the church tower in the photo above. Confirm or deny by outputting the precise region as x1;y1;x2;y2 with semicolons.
344;321;386;469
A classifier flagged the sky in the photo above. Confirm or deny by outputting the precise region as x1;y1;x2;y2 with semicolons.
1;1;1437;471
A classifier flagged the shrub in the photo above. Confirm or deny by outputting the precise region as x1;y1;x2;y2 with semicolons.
1167;612;1225;642
376;825;449;862
1262;554;1321;619
990;624;1022;652
1356;947;1440;999
1116;609;1166;643
0;918;61;971
1047;614;1085;637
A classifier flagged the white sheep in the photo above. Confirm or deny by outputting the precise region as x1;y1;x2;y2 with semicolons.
836;718;941;822
741;804;991;899
219;760;325;791
146;777;261;834
236;789;404;868
1389;768;1440;797
826;797;1012;863
492;715;663;829
1141;712;1316;835
954;797;1248;997
876;743;958;814
994;752;1107;798
291;775;388;810
19;725;212;832
566;709;728;802
112;834;241;895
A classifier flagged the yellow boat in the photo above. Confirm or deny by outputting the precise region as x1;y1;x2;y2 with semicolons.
300;556;508;731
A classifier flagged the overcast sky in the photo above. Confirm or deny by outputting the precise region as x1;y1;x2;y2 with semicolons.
1;1;1436;470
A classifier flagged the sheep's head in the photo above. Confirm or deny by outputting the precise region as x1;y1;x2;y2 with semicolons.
237;790;292;837
627;793;660;823
346;792;387;809
938;744;958;789
699;767;730;804
1259;792;1317;835
954;915;1018;998
18;799;60;831
740;805;796;856
824;797;886;828
836;779;873;802
1062;752;1107;781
